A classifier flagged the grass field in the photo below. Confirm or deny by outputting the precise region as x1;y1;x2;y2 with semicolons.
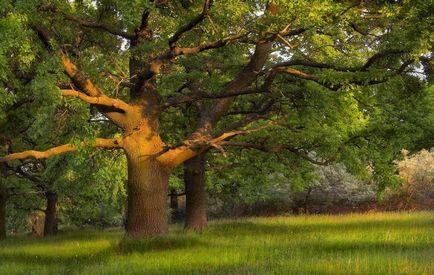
0;212;433;274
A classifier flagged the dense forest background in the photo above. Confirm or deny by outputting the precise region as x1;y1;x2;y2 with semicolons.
4;148;434;235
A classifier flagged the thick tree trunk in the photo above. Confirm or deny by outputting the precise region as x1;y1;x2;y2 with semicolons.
0;187;6;239
184;154;207;231
43;191;58;236
125;151;169;238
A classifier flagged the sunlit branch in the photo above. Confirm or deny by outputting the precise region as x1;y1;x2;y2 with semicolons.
0;138;123;163
61;89;130;112
157;120;276;168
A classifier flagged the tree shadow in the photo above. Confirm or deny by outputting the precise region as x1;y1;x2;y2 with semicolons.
117;233;207;254
0;248;112;274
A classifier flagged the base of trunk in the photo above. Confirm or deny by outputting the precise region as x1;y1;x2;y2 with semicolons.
126;157;169;238
184;154;207;232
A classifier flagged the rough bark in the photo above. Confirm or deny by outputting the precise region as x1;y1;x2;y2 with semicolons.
184;154;207;231
123;134;170;238
43;191;58;236
0;187;6;239
126;157;169;237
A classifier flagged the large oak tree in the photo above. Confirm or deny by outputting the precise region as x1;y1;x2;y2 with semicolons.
1;0;433;238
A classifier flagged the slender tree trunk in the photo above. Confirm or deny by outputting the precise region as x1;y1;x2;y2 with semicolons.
0;187;6;239
169;188;179;211
184;154;207;231
125;150;169;238
169;188;182;223
43;191;58;236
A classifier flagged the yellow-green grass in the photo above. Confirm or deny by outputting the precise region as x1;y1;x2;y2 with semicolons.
0;212;433;274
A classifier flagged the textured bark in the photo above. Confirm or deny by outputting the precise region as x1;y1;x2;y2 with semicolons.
43;191;58;236
184;154;207;231
123;134;169;238
0;187;6;239
126;157;169;237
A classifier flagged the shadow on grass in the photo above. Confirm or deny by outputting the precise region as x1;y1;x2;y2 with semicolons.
0;234;209;273
0;248;112;275
0;230;121;248
117;233;207;254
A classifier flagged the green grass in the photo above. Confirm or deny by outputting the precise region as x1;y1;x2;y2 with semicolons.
0;212;433;274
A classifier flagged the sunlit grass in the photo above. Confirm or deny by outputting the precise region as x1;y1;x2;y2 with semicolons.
1;212;433;274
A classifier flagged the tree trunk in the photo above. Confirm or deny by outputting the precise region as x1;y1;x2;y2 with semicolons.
184;154;207;231
0;187;6;239
43;191;58;236
169;188;182;223
125;154;169;238
169;188;179;210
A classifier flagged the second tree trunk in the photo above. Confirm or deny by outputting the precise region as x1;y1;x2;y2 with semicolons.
184;154;207;231
0;187;6;239
44;191;58;236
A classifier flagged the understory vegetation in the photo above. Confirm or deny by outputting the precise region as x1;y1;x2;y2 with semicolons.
0;212;433;275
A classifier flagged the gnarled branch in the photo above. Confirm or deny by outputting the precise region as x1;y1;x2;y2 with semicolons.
158;41;274;167
220;142;336;166
0;138;123;163
157;120;276;168
168;0;213;48
273;49;407;73
165;86;269;107
139;33;247;86
64;14;135;39
273;58;414;90
31;25;128;127
58;51;128;127
61;89;130;112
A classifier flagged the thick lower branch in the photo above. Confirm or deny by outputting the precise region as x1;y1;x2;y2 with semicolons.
58;51;128;127
157;121;276;168
0;138;123;162
61;89;130;112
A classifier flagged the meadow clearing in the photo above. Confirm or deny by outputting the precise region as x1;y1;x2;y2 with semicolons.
0;211;432;275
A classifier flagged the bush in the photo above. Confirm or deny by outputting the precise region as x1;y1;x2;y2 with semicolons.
381;149;434;210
